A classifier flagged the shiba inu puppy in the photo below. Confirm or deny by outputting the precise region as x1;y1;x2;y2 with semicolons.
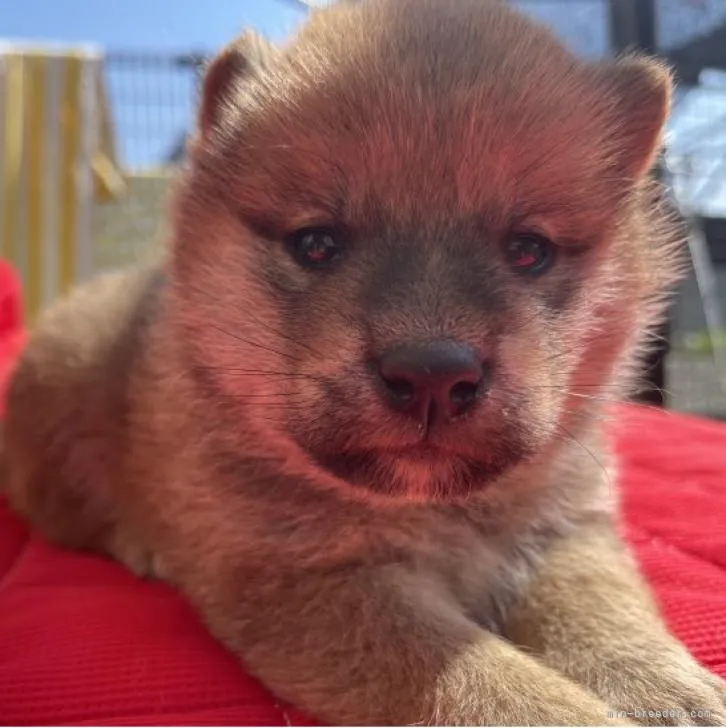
3;0;724;725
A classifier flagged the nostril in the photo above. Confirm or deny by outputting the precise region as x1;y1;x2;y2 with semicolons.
449;380;479;411
383;376;415;404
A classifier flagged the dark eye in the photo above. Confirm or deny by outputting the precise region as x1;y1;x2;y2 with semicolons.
504;233;555;275
288;228;342;269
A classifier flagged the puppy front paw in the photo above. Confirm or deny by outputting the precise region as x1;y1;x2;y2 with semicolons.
599;650;726;726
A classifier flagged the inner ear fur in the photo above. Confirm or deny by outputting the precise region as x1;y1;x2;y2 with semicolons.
196;29;278;140
592;54;673;180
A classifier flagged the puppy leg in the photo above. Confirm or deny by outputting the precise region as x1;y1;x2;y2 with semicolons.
505;521;726;726
178;561;628;726
0;267;163;578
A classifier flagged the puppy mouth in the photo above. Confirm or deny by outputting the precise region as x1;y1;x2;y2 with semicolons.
310;440;524;500
295;385;532;498
376;441;463;461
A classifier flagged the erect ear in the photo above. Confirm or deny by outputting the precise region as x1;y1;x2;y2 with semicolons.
593;54;673;180
197;29;278;140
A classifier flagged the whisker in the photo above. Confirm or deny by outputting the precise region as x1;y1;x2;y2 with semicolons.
239;312;328;360
202;392;312;408
561;392;623;405
208;323;306;367
561;408;612;424
223;369;323;380
557;425;614;495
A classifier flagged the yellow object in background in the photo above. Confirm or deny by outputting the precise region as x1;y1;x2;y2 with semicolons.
0;44;124;322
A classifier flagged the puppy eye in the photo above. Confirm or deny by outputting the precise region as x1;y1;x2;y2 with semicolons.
504;233;555;275
288;228;342;269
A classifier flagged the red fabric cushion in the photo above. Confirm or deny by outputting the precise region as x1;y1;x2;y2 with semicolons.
0;259;26;420
0;262;724;725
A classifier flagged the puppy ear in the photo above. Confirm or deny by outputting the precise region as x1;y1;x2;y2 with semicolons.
197;30;277;139
593;55;673;180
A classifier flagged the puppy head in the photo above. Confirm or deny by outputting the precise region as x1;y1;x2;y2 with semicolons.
170;0;680;502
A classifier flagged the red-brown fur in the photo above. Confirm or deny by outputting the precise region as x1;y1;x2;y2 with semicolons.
2;1;724;725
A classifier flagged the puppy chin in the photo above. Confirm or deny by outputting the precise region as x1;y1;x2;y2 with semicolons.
384;455;462;502
311;444;523;503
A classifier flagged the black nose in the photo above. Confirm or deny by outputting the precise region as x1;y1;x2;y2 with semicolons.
377;340;487;423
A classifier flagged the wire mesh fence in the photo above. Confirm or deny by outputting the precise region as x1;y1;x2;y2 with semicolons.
94;0;726;418
91;52;201;273
105;51;202;170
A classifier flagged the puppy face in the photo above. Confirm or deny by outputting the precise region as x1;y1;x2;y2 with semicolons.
170;0;679;501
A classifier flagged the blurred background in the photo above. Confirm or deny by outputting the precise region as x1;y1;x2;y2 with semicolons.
1;0;725;418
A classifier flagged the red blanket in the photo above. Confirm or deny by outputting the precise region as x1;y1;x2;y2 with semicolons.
0;262;724;726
